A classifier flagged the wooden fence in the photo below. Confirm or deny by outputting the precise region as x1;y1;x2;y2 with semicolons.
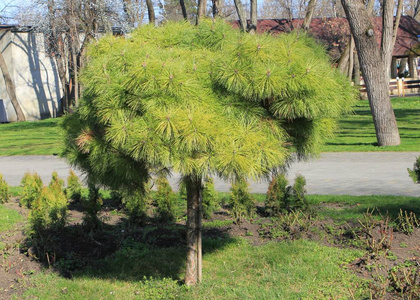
359;78;420;98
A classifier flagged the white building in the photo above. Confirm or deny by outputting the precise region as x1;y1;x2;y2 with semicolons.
0;25;62;122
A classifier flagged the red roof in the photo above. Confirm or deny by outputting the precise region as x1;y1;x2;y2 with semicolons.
234;16;420;60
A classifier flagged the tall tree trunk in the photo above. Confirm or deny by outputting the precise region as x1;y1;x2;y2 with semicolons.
196;0;207;24
353;49;360;85
0;51;25;121
347;37;354;80
249;0;257;34
341;0;400;146
185;175;203;286
233;0;247;32
146;0;155;24
303;0;317;30
212;0;222;17
180;0;188;20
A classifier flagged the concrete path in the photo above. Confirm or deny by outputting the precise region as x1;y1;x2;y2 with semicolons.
0;153;419;196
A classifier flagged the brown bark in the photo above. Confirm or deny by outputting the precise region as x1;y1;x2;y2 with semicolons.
353;49;360;85
196;0;207;24
185;175;203;286
0;51;25;121
337;39;351;74
303;0;317;31
249;0;257;34
233;0;247;32
341;0;400;146
146;0;155;24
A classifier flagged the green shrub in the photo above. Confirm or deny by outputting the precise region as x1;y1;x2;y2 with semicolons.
408;157;420;183
81;183;103;229
265;173;308;216
122;184;150;225
266;173;290;215
30;185;68;233
0;173;10;204
155;175;177;222
66;170;82;202
202;177;219;219
229;180;255;222
20;172;43;208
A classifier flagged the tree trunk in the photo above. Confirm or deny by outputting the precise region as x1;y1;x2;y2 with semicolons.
0;51;25;121
185;175;203;286
212;0;222;17
196;0;207;24
233;0;247;32
146;0;155;24
347;37;354;80
249;0;257;34
303;0;317;30
353;49;360;85
180;0;188;20
341;0;400;146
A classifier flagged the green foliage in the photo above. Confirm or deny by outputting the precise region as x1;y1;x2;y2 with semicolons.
81;183;103;229
62;19;354;199
50;171;64;189
408;156;420;183
66;170;82;202
229;180;255;222
154;175;177;222
0;173;10;204
20;172;43;208
0;204;22;232
265;173;308;216
122;187;150;225
202;177;219;219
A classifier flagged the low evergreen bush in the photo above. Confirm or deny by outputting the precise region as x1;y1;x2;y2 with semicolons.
20;172;43;208
155;175;177;222
202;177;219;219
229;180;255;222
265;173;308;216
66;170;82;202
0;173;10;204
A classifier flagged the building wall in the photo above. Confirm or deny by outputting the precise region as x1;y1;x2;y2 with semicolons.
0;29;62;122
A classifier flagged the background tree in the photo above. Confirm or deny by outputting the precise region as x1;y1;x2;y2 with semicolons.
62;20;355;286
340;0;401;147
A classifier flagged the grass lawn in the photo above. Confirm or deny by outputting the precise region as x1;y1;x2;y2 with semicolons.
321;97;420;152
12;193;419;299
0;118;62;155
0;204;22;232
0;97;419;156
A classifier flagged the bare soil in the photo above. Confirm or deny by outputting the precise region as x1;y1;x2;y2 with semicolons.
0;198;419;299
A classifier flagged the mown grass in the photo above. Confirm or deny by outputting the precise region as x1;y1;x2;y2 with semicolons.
0;97;419;156
24;239;365;300
0;118;62;155
14;193;420;299
0;204;22;232
307;194;420;222
321;97;420;152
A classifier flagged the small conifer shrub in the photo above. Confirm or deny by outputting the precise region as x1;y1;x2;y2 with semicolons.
0;173;10;204
155;175;177;222
20;172;43;208
265;173;308;216
202;177;219;219
122;187;149;225
229;180;255;222
66;170;82;202
82;183;103;229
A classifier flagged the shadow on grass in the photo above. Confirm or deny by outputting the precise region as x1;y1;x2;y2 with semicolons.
28;218;235;284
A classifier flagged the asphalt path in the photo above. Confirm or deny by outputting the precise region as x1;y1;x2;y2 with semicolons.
0;152;419;196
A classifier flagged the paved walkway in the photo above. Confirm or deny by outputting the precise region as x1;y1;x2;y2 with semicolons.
0;153;419;196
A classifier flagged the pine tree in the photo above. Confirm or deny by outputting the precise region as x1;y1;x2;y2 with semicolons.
62;20;356;286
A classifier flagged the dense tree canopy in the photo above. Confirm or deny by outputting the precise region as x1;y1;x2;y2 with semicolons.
62;19;356;285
